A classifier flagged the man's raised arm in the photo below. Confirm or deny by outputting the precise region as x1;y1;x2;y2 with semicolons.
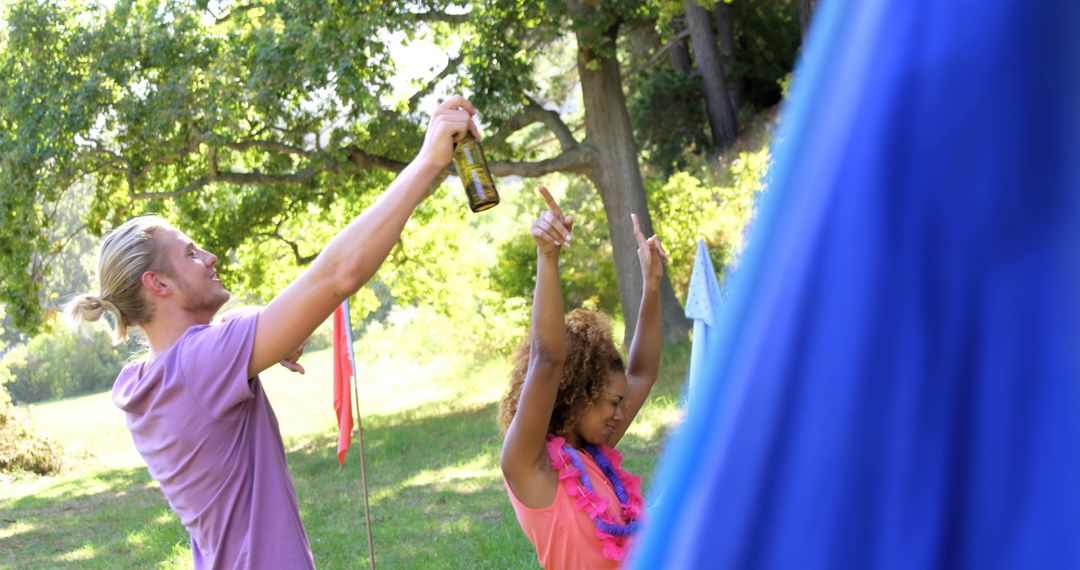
248;96;481;378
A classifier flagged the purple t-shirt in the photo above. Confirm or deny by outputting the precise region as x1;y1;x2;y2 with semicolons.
113;312;315;569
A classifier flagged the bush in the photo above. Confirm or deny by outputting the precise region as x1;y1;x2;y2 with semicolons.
490;177;622;318
381;181;534;356
730;0;802;110
628;66;712;174
1;326;130;404
646;145;771;301
0;387;62;475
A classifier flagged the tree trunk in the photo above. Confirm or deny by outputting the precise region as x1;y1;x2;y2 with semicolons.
685;0;737;150
798;0;817;37
714;1;743;113
668;17;692;73
576;30;691;344
627;19;661;66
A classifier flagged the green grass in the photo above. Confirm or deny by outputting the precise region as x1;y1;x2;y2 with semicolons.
0;323;690;569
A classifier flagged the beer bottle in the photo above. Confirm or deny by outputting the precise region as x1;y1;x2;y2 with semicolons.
452;133;499;213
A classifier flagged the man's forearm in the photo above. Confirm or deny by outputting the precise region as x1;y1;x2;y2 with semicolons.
314;158;443;298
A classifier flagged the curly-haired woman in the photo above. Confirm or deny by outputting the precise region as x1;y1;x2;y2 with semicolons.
499;186;667;569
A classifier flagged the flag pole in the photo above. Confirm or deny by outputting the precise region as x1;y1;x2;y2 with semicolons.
341;299;376;570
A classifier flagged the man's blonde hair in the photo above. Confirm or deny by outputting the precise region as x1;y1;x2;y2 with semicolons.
65;215;175;344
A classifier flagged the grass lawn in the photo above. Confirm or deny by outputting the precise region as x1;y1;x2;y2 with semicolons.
0;329;690;569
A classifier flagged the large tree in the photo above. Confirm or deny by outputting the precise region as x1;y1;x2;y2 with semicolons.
428;0;694;342
684;0;736;149
1;0;689;341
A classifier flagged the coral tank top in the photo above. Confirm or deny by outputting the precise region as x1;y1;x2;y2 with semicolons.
505;451;629;570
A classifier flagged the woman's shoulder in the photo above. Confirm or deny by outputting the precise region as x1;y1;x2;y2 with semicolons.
504;450;559;510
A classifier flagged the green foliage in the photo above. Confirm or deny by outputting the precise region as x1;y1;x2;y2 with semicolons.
458;1;549;126
0;0;665;335
646;145;770;299
628;66;712;174
0;306;13;354
1;0;797;347
0;0;464;334
1;326;130;404
628;0;798;173
378;181;530;355
0;387;63;475
729;0;802;109
463;0;657;132
491;177;621;318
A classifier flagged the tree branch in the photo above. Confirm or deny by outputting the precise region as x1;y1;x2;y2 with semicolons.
625;29;692;79
488;146;593;177
128;144;413;199
524;95;579;152
485;111;543;149
211;3;261;25
208;146;219;179
226;139;311;156
47;222;89;257
408;54;463;111
376;53;464;129
519;123;586;155
411;10;470;24
130;132;207;185
345;147;409;172
258;229;319;265
130;168;321;200
487;97;580;152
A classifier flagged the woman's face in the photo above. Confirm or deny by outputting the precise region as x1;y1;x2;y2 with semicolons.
570;370;627;447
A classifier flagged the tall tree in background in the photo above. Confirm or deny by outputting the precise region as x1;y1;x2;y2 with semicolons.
714;1;742;112
684;0;737;149
666;17;693;72
628;0;799;174
797;0;817;37
462;0;697;341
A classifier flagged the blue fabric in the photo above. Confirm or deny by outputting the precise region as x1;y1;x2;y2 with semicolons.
631;1;1080;568
685;239;724;410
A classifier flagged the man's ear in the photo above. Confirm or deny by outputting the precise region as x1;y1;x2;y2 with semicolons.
141;270;172;298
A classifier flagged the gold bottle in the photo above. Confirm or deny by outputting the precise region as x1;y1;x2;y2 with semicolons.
452;133;499;213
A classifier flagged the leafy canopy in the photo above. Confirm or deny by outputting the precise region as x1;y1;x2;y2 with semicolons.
1;0;474;333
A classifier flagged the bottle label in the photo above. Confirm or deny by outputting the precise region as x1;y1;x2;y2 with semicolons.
470;172;487;198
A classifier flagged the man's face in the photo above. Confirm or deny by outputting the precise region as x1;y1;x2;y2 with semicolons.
156;227;230;319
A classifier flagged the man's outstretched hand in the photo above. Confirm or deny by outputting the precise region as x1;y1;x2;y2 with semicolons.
418;95;481;172
279;343;306;375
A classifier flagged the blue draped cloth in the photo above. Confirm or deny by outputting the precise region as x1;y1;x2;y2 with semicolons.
631;0;1080;568
685;239;724;410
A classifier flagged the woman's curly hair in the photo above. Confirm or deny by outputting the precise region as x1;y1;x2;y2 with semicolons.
498;309;625;436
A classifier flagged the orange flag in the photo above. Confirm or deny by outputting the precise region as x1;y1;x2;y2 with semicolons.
332;302;354;466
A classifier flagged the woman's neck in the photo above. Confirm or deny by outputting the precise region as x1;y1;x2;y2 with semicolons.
561;431;584;449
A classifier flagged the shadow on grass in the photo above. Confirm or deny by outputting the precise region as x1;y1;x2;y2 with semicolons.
288;401;537;569
0;404;534;570
0;467;189;569
291;362;686;570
